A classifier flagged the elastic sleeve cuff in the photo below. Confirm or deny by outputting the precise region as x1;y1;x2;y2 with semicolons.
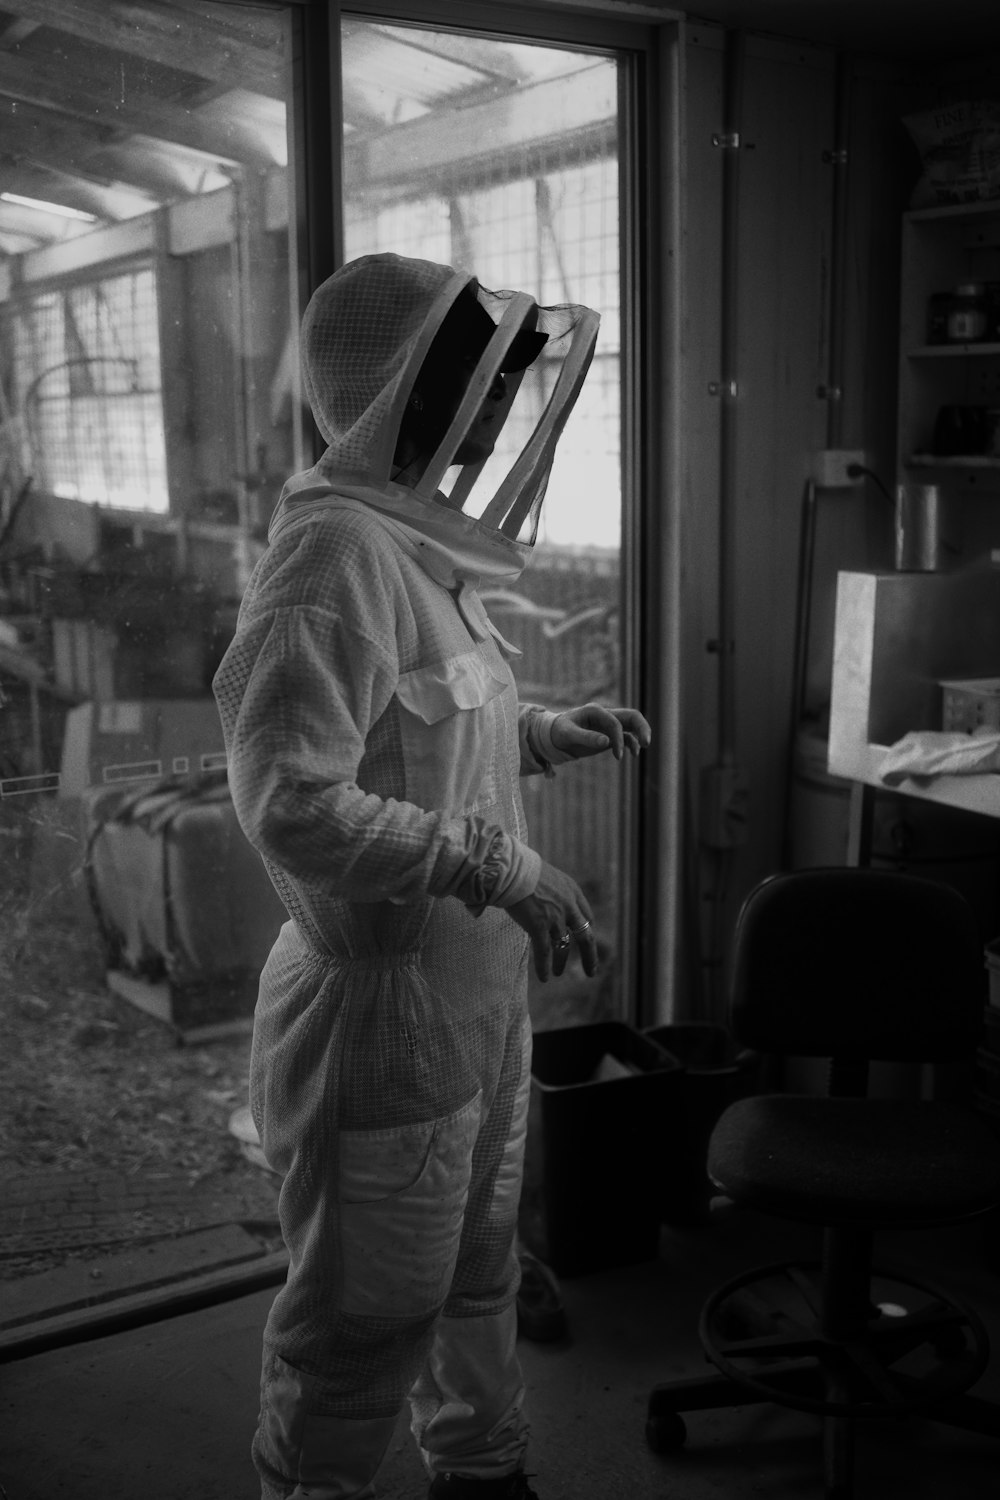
432;819;541;913
532;711;575;767
491;842;542;908
519;706;574;777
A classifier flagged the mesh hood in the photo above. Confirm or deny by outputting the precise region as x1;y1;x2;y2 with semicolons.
298;252;599;550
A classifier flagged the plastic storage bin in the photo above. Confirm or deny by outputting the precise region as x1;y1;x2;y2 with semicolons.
644;1023;761;1224
519;1020;682;1277
85;772;287;1037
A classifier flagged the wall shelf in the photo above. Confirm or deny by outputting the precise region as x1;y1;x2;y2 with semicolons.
907;199;1000;225
897;200;1000;494
907;454;1000;469
907;343;1000;358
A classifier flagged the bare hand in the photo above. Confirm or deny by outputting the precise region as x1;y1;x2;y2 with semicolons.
505;860;599;983
551;703;651;762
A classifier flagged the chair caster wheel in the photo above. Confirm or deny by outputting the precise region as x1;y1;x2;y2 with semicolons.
646;1410;687;1453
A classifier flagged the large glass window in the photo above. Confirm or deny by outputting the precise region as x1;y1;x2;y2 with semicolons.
341;17;631;1026
0;2;643;1317
0;0;302;1300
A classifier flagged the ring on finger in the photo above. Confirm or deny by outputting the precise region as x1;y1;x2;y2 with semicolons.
570;920;592;937
555;932;572;950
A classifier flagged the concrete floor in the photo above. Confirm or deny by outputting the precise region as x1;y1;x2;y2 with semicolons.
2;1204;1000;1500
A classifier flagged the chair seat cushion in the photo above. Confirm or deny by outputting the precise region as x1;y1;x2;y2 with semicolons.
708;1095;1000;1227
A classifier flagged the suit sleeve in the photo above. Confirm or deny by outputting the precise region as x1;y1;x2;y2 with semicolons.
215;593;540;909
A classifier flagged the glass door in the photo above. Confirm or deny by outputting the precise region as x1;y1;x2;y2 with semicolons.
340;14;634;1029
0;0;646;1312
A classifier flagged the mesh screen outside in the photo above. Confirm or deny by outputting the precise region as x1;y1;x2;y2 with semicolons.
7;265;168;512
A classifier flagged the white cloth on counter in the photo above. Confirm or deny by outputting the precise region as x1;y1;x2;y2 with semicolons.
880;727;1000;786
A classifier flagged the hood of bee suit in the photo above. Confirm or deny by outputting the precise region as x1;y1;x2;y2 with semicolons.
268;252;600;606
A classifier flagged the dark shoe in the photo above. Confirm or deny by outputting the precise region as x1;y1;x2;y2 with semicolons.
428;1475;539;1500
516;1245;568;1342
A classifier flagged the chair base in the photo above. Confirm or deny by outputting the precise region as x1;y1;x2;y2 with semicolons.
647;1257;1000;1499
699;1256;991;1417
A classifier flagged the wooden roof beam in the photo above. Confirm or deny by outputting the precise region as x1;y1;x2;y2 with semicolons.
0;195;95;240
340;79;394;135
0;0;285;99
0;15;41;46
0;56;270;168
345;64;617;190
0;162;158;222
355;22;532;86
1;108;201;201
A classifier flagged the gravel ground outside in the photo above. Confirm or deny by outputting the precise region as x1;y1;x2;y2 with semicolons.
0;802;281;1283
0;792;611;1290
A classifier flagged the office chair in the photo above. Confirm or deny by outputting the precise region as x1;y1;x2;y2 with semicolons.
647;868;1000;1500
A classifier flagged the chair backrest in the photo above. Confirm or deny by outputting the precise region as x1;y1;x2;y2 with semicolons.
729;868;985;1065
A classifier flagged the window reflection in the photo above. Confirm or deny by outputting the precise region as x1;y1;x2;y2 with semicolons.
11;271;167;511
341;21;626;1026
0;0;298;1291
0;6;633;1304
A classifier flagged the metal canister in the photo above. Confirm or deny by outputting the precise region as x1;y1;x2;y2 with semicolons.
927;291;955;344
894;483;960;572
985;282;1000;342
946;283;989;342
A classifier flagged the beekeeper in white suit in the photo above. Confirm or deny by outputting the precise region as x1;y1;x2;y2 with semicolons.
213;252;651;1500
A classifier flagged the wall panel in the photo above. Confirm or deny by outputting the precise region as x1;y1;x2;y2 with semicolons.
727;35;834;909
677;24;903;1013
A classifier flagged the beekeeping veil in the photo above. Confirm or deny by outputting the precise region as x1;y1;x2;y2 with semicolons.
269;252;600;590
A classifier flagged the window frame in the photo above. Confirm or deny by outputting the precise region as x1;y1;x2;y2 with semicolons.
321;0;675;1023
216;0;683;1025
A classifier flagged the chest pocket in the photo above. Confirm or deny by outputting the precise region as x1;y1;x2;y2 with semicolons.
396;649;509;815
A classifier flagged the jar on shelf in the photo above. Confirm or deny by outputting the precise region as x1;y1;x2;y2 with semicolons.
986;282;1000;342
946;283;989;342
927;291;956;343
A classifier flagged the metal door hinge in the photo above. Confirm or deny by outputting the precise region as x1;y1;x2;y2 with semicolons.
708;380;739;398
822;148;848;166
712;131;741;149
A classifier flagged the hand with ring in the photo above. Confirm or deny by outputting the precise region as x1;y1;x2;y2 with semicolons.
549;702;652;763
504;860;598;983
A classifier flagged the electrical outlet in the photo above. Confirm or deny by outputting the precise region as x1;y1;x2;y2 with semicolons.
812;449;867;487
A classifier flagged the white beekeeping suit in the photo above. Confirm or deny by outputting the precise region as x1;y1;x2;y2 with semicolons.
213;252;599;1500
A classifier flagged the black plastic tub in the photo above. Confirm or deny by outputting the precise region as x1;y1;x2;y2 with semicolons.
644;1022;761;1224
520;1021;682;1277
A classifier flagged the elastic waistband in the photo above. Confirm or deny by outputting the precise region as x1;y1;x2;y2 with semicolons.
336;951;422;968
280;915;426;969
297;937;424;970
